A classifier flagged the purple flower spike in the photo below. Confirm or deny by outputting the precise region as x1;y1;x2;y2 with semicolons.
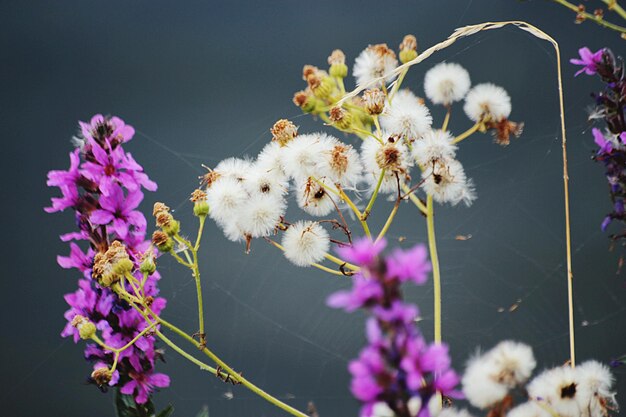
571;47;604;76
90;184;146;239
386;244;432;284
336;237;387;265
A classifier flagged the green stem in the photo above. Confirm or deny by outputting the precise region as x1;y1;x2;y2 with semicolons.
602;0;626;20
376;200;400;243
389;68;408;103
362;169;386;220
426;195;442;344
452;121;481;144
441;106;451;131
323;253;359;270
156;330;218;374
401;183;428;215
158;319;308;417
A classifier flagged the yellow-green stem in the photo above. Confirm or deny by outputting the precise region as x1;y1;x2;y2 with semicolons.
376;202;400;243
452;121;481;144
603;0;626;20
426;195;442;344
551;0;626;33
389;68;408;103
363;170;386;220
323;253;360;271
442;107;451;131
401;183;428;215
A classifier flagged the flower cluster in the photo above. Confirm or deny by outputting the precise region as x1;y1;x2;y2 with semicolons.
203;36;522;266
327;238;461;417
46;114;169;404
571;48;626;245
461;341;617;417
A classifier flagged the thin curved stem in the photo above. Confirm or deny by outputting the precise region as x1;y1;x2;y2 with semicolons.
362;169;386;220
323;253;360;271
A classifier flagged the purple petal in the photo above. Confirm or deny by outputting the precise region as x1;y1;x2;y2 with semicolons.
90;209;114;225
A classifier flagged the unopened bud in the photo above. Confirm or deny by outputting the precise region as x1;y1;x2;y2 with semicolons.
328;49;348;78
399;34;418;63
329;107;352;130
152;231;174;252
91;367;112;386
139;253;156;275
309;74;335;99
71;315;96;340
156;211;180;236
190;189;209;216
270;119;298;146
362;88;386;115
113;258;134;276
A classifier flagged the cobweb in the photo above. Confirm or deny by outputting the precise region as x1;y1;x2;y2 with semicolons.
64;26;626;417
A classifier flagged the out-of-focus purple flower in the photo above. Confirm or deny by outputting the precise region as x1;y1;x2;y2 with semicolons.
571;47;604;76
326;274;383;311
120;370;170;404
90;184;146;239
336;237;387;265
329;240;459;417
386;244;432;284
79;114;136;145
593;128;613;154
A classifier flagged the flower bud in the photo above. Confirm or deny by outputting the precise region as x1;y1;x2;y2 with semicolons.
153;202;170;217
91;367;112;386
113;258;134;276
328;49;348;78
362;88;386;115
152;231;174;252
270;119;298;146
71;315;96;340
139;253;156;275
329;106;352;130
156;211;180;236
190;189;209;217
308;73;335;99
293;90;316;113
399;34;418;63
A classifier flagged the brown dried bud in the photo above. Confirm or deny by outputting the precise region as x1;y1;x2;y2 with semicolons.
271;119;298;146
92;241;131;287
370;43;396;59
91;367;112;386
302;65;319;81
362;88;386;115
486;118;524;146
71;315;88;328
328;49;346;66
329;106;352;130
156;211;173;228
201;170;221;188
190;189;207;203
153;202;170;217
152;230;169;247
594;8;604;18
399;35;417;52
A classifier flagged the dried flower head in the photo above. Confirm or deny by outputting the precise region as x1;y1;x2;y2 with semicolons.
92;241;133;287
329;106;352;130
399;34;418;63
486;118;524;146
362;88;386;115
271;119;299;146
190;189;207;203
328;49;346;66
375;138;404;172
152;202;170;216
91;367;113;386
152;230;173;252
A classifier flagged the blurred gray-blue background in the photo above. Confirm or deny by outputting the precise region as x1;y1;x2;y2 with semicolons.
2;1;626;416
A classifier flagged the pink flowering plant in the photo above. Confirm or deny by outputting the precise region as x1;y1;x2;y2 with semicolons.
47;23;620;417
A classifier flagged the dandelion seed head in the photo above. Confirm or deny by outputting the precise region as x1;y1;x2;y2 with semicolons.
464;83;512;122
282;221;329;267
380;89;433;140
424;62;471;106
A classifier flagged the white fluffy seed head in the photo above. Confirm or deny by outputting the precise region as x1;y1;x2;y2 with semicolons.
507;402;552;417
412;129;457;166
360;135;412;195
353;44;398;87
281;221;329;266
527;366;580;417
422;158;476;206
295;178;336;217
380;89;433;140
244;164;288;200
463;83;511;122
256;141;287;179
462;351;510;409
206;176;247;224
424;62;471;105
315;142;363;188
236;193;286;239
214;157;254;182
487;340;536;388
575;360;616;417
282;133;335;182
